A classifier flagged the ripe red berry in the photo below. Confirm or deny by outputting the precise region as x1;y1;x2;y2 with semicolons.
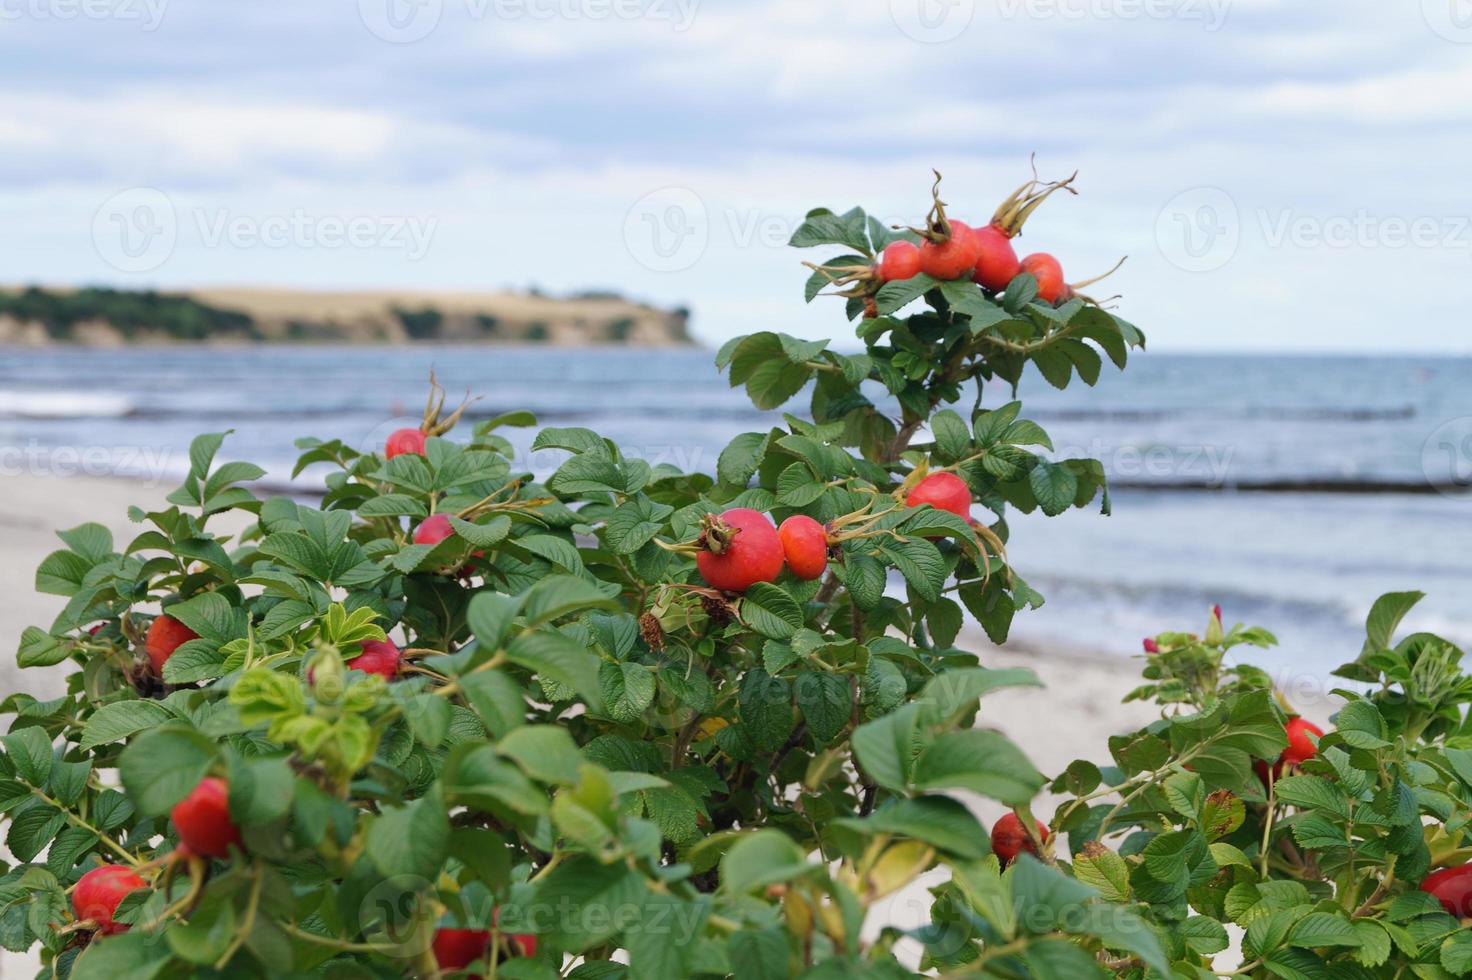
385;427;427;459
1020;252;1065;303
778;515;828;581
991;812;1049;866
72;865;146;934
1421;865;1472;917
170;777;242;859
918;221;980;280
434;928;492;974
971;224;1021;292
905;472;971;520
494;907;538;958
145;614;198;676
414;513;455;547
1256;717;1326;785
878;240;921;282
695;508;785;594
1282;717;1324;767
347;639;401;680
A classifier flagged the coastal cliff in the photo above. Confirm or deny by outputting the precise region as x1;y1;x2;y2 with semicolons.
0;285;693;346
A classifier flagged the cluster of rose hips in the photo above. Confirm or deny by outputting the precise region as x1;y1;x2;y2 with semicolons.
72;769;535;970
692;470;973;594
817;166;1123;308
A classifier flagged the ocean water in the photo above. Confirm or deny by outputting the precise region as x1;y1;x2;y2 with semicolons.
1;346;1468;681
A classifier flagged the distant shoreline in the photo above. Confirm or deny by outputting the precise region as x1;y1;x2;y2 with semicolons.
0;284;695;347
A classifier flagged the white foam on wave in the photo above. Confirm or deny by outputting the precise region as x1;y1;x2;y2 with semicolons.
0;390;134;419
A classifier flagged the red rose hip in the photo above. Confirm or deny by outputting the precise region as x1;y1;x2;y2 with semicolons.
170;777;242;858
385;427;427;459
991;812;1049;866
918;220;980;280
72;865;146;934
146;614;198;676
414;513;455;546
778;515;828;581
695;508;784;593
347;639;401;680
971;224;1021;292
905;472;971;520
878;240;921;282
1422;865;1472;917
1020;253;1065;303
433;928;491;974
1281;717;1323;767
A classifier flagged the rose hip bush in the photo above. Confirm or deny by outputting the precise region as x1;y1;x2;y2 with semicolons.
3;171;1467;979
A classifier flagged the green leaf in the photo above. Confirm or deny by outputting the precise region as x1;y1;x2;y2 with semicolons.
1289;911;1361;948
498;725;583;785
1029;460;1079;517
1073;847;1132;903
227;754;294;826
912;729;1044;805
917;666;1042;724
117;726;218;817
834;796;990;860
851;703;922;793
366;784;450;880
506;630;604;710
720;830;809;894
880;539;946;603
740;583;805;640
71;929;171;980
17;628;71;668
2;727;54;787
717;432;770;487
522;575;620;627
460;669;526;739
600;661;657;724
794;671;850;746
739;669;794;752
80;697;173;750
930;410;971;461
1363;591;1423;654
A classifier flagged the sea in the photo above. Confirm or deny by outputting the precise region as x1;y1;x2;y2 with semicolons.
2;346;1468;686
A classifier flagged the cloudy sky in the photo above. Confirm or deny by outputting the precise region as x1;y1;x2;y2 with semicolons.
1;0;1469;351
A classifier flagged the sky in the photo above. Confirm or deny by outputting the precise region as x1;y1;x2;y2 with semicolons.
1;0;1470;351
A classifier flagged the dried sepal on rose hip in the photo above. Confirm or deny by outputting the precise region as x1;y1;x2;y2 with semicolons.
384;369;481;458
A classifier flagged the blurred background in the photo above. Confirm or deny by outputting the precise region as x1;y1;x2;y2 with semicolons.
1;0;1470;676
